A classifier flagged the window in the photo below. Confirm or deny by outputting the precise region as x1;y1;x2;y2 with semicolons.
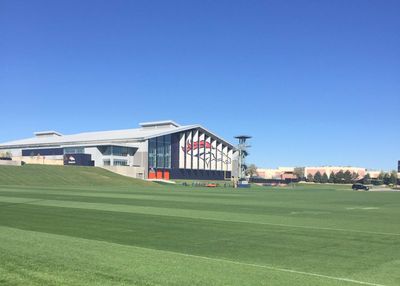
148;135;171;169
148;138;157;168
98;146;135;156
103;159;111;166
112;146;135;156
113;159;128;166
164;135;171;169
64;147;84;154
22;148;63;156
98;146;112;155
156;136;164;168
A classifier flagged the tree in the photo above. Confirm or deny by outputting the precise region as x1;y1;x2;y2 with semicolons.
335;170;345;184
351;172;359;182
314;171;322;183
246;164;258;177
389;171;398;185
321;173;329;184
363;173;371;185
328;172;336;183
383;172;391;185
343;170;353;184
294;167;305;181
307;173;314;182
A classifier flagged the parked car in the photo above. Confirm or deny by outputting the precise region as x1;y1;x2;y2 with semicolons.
352;183;369;191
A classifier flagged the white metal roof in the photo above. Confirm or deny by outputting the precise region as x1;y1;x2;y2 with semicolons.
0;122;235;149
34;131;63;137
139;120;180;128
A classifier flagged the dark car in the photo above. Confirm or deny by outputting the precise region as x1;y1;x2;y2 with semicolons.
352;183;369;191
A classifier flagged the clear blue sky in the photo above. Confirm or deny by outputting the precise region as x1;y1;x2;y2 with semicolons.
1;0;399;170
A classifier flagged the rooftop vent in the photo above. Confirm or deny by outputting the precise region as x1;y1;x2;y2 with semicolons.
139;120;180;129
34;131;63;137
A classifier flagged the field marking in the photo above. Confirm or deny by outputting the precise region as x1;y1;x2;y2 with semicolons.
0;225;387;286
346;207;380;210
30;200;400;237
170;252;386;286
0;195;399;237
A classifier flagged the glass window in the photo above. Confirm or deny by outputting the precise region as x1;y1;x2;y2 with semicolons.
98;146;111;155
64;147;84;154
148;138;157;168
112;146;135;156
148;135;172;169
98;146;135;156
157;136;164;168
113;159;128;166
103;159;111;166
164;135;171;169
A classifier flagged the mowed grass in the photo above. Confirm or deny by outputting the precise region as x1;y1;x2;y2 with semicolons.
0;166;399;285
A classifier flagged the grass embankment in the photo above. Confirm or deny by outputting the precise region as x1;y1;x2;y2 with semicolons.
0;165;153;187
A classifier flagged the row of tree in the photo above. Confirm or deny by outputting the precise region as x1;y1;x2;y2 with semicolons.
307;170;398;185
364;171;398;186
307;170;358;184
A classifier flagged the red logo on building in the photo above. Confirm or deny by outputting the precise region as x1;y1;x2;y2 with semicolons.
182;139;231;167
182;140;212;153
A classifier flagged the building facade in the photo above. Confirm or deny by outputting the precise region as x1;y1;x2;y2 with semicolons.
304;166;366;179
256;167;297;180
0;121;236;180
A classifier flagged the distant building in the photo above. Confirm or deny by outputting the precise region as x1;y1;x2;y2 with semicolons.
366;170;382;180
398;161;400;180
256;167;296;180
305;166;366;179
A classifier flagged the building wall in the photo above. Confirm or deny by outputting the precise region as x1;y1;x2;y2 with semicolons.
174;128;234;179
257;167;296;180
85;147;103;166
101;166;145;179
305;166;366;179
14;156;64;165
149;128;235;180
176;128;233;172
0;160;22;166
1;149;22;157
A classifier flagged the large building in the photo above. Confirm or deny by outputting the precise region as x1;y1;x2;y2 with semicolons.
0;120;237;180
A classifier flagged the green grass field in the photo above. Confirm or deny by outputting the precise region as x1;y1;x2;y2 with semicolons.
0;165;399;285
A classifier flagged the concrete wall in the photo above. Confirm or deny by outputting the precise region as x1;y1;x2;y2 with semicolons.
11;156;64;165
101;166;145;179
0;149;22;157
0;160;22;166
84;147;103;166
24;157;64;165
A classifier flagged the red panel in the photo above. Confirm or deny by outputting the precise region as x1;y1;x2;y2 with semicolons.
156;170;163;179
148;171;156;179
163;170;170;180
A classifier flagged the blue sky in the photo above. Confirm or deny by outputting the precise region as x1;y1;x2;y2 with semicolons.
1;0;399;170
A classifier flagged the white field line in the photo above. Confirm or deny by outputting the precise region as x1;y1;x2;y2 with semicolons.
219;220;400;237
0;195;399;237
181;255;386;286
36;200;400;237
0;225;387;286
127;243;387;286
